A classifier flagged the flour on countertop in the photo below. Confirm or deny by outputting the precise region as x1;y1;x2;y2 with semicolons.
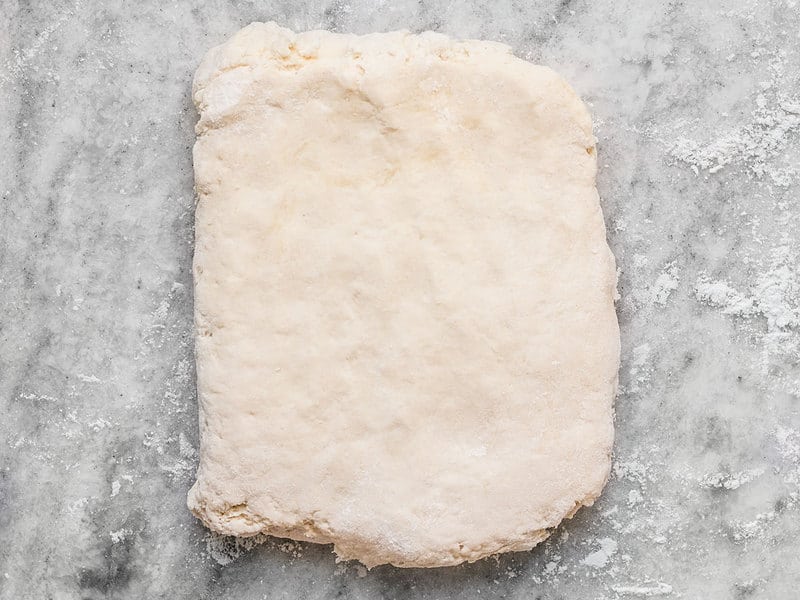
775;427;800;488
110;529;132;544
650;262;680;306
731;511;778;542
612;582;674;597
775;427;800;463
627;489;644;507
626;343;653;395
205;532;305;566
694;242;799;373
695;280;755;316
206;533;268;566
699;468;764;490
178;432;197;459
581;538;618;569
669;94;800;183
76;373;101;383
613;459;653;485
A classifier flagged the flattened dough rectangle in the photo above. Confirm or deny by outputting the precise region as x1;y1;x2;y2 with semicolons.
188;22;619;569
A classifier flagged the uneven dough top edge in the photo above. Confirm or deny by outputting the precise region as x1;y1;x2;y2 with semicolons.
192;21;515;100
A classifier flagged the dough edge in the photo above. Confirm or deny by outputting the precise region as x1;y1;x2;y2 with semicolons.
188;482;607;568
192;22;514;98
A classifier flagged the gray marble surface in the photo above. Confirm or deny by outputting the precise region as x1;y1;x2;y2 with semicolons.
2;1;799;598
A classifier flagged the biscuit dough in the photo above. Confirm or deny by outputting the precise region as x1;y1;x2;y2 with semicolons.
188;22;619;569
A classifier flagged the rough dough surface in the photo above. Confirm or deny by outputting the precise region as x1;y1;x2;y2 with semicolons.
188;22;619;569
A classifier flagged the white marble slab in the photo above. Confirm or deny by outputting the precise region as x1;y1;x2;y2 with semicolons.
1;1;799;598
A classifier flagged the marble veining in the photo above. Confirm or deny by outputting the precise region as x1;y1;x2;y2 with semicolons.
1;1;799;598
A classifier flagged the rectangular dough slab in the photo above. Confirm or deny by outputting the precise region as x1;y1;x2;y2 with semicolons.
188;22;618;569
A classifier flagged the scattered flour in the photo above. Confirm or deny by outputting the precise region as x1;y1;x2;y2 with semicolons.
699;468;764;490
2;0;78;82
612;582;674;597
276;540;304;559
694;280;755;316
18;391;60;403
206;533;268;566
543;556;563;577
205;532;305;566
164;357;192;407
731;511;777;542
110;529;131;544
626;344;653;395
613;459;652;485
143;281;187;351
694;243;799;372
160;457;194;478
87;418;112;432
627;489;644;507
76;373;101;383
650;262;680;306
775;427;800;463
582;537;618;568
110;480;120;497
669;92;800;185
178;432;197;459
159;432;198;478
775;427;800;486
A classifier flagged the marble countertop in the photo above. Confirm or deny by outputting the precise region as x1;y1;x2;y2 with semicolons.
2;1;799;598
